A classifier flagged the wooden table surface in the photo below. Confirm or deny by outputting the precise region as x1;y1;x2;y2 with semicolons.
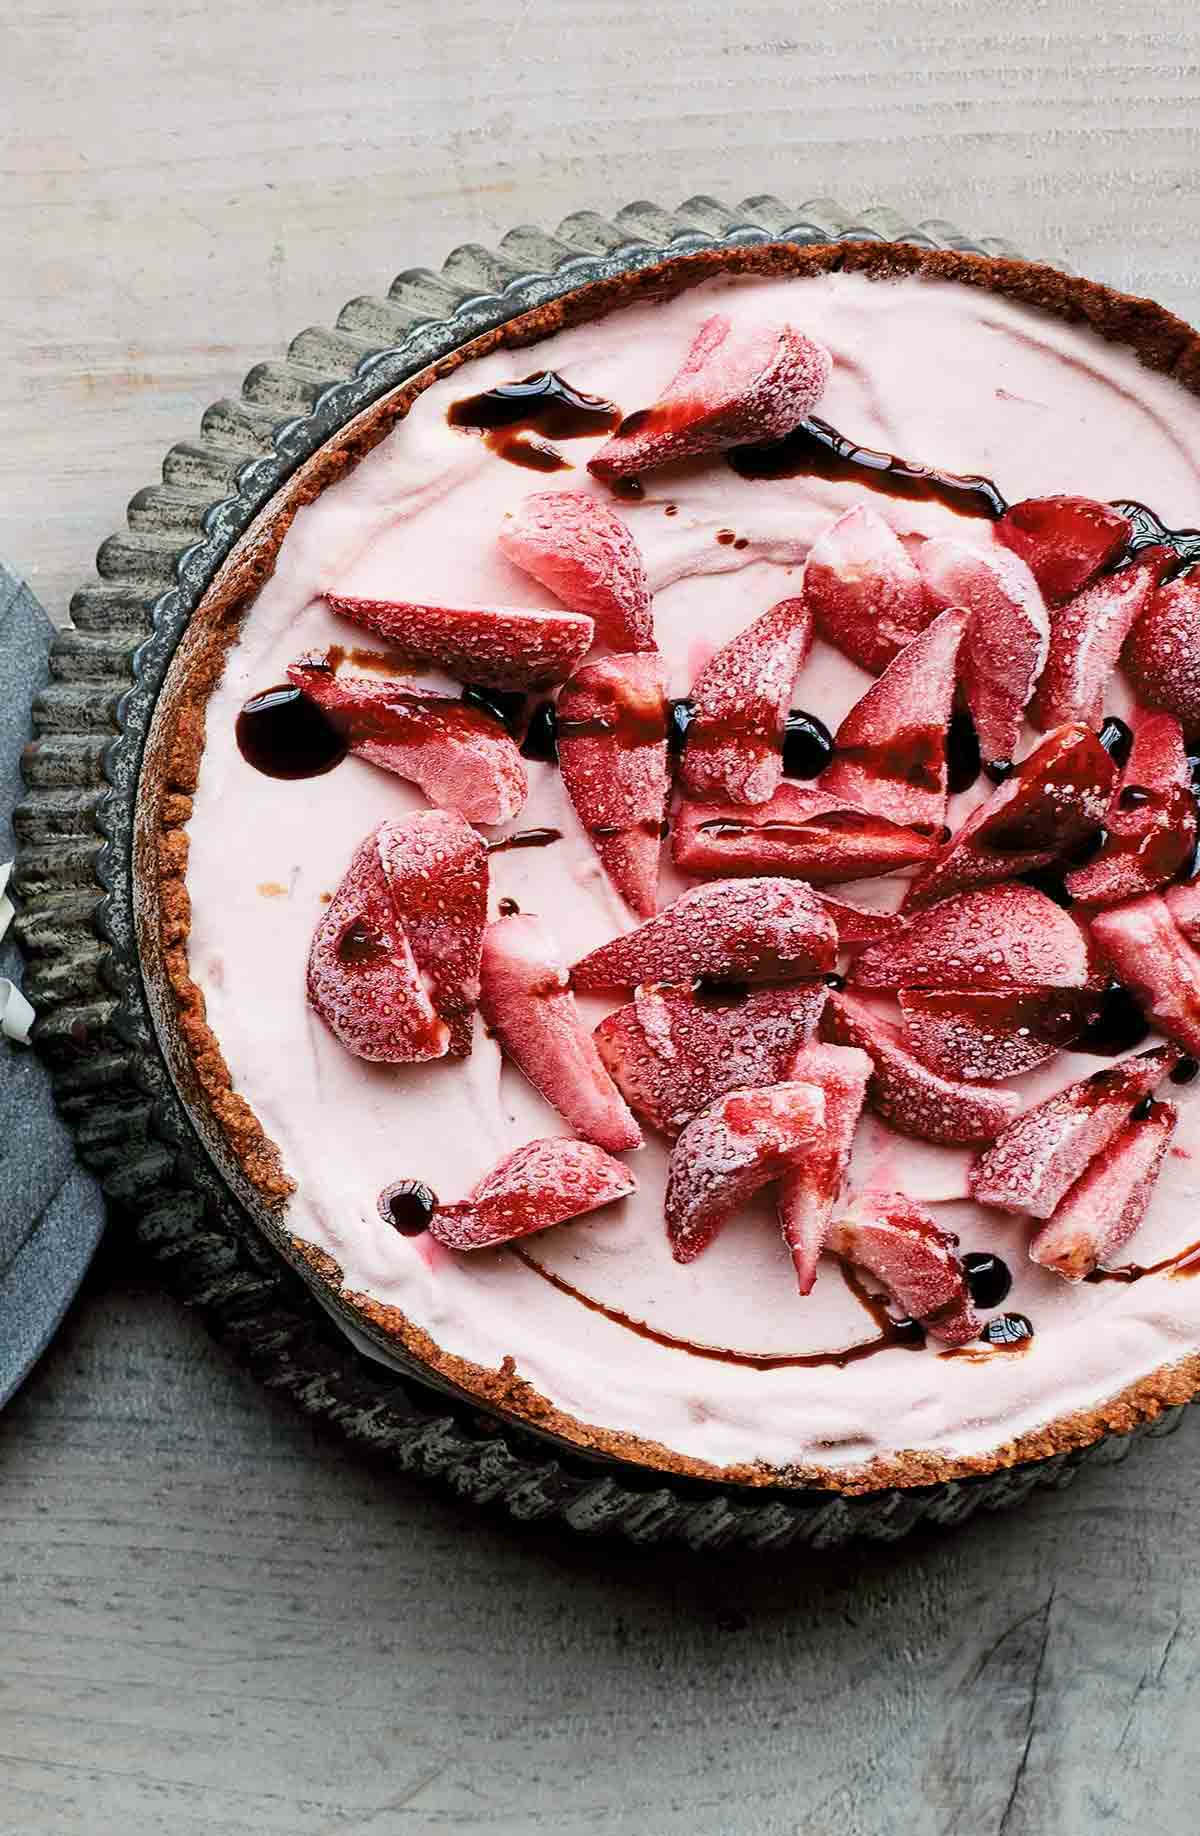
5;4;1200;1830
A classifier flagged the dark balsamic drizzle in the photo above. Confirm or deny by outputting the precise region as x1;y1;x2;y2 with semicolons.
521;700;559;762
486;827;563;854
1110;501;1200;566
728;415;1010;518
962;1252;1013;1310
782;709;835;780
1098;715;1134;770
447;370;620;471
945;710;983;795
1086;1238;1200;1284
1072;983;1152;1057
236;684;348;779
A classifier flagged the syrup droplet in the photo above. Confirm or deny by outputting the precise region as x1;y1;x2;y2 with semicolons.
782;708;835;780
336;920;389;967
1099;715;1134;770
1171;1056;1200;1085
692;978;750;1007
380;1180;438;1236
979;1313;1034;1349
236;684;348;780
463;684;526;733
983;757;1014;786
520;700;559;763
498;897;520;916
1073;983;1152;1056
945;710;982;795
1131;1094;1155;1121
667;697;695;757
962;1252;1013;1310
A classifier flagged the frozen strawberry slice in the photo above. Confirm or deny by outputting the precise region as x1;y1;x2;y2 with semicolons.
827;1193;981;1346
680;596;814;805
671;783;937;883
996;496;1133;605
1028;1099;1177;1280
594;980;829;1136
1125;568;1200;741
324;593;593;689
1066;710;1197;905
969;1043;1180;1217
1164;877;1200;945
496;491;654;653
898;986;1100;1083
588;315;832;479
1089;893;1200;1055
821;990;1020;1145
818;607;969;833
429;1137;636;1251
816;895;908;946
918;538;1049;763
556;652;669;917
479;913;641;1151
903;723;1116;910
802;505;931;675
572;878;838;990
307;826;449;1064
664;1082;827;1263
853;883;1099;993
289;651;527;825
776;1042;872;1293
376;811;487;1057
1030;548;1172;731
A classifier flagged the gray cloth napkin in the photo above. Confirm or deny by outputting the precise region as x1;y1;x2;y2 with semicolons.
0;564;105;1406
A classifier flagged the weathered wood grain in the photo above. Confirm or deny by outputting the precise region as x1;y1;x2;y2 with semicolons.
5;2;1200;1830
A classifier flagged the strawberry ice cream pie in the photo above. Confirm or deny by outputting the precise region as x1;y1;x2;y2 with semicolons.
151;242;1200;1491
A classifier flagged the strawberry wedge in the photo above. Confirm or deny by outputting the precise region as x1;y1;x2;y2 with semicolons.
323;593;593;689
1089;893;1200;1055
816;895;908;947
1066;710;1197;905
664;1082;827;1263
1028;1100;1178;1280
1125;567;1200;741
680;595;813;805
996;496;1133;605
497;491;654;653
818;607;969;834
821;990;1020;1145
572;878;838;990
903;723;1116;911
827;1193;981;1346
588;315;832;479
376;811;488;1057
308;814;486;1064
671;782;937;884
594;980;829;1136
429;1138;636;1251
853;883;1099;993
289;651;527;825
1030;548;1172;731
918;538;1049;764
776;1042;872;1293
556;651;669;917
898;986;1100;1083
479;913;641;1152
802;505;931;675
969;1044;1180;1217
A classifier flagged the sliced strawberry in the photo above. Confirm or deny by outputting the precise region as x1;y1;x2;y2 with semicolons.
1164;877;1200;946
289;651;527;825
827;1192;981;1346
376;811;487;1057
429;1137;636;1251
816;895;908;946
996;496;1133;605
1066;710;1197;905
664;1082;827;1263
802;504;931;675
776;1042;871;1293
1030;548;1172;731
917;538;1049;764
556;652;669;917
593;980;829;1136
818;607;968;833
1124;568;1200;741
671;783;937;884
679;596;813;805
588;315;832;480
496;491;654;652
1089;892;1200;1055
307;825;449;1064
1029;1100;1177;1280
324;593;593;689
898;986;1100;1083
969;1043;1180;1217
852;883;1099;993
904;724;1116;910
572;878;838;990
821;990;1021;1145
479;913;641;1151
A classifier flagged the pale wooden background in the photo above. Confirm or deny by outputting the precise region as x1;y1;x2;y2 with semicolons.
5;3;1200;1831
